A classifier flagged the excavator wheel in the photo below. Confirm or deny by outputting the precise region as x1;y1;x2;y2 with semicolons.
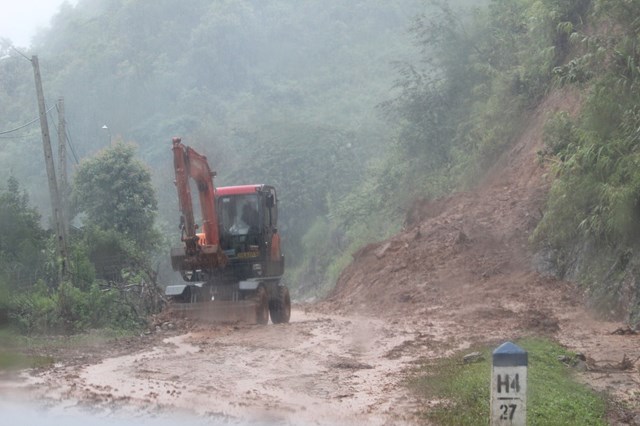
269;285;291;324
255;285;270;325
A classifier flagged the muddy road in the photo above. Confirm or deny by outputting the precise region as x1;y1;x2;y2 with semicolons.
2;308;444;425
3;295;638;425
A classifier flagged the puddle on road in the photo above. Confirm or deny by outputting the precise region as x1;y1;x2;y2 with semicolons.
0;399;260;426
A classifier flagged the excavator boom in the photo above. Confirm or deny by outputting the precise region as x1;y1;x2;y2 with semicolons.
170;137;227;271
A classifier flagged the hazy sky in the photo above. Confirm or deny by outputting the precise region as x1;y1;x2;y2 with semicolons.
0;0;78;47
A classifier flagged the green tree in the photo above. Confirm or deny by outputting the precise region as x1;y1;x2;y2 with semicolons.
0;177;47;289
0;177;48;329
72;141;160;252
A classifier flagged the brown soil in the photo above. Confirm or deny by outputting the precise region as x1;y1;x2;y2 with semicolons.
1;87;639;424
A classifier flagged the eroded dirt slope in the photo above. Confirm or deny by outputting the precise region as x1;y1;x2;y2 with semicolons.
324;89;576;321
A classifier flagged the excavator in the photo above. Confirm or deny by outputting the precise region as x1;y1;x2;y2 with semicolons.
164;137;290;324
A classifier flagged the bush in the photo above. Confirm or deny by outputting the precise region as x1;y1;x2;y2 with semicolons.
8;279;147;334
10;281;60;333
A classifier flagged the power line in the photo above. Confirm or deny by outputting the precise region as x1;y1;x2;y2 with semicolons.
0;102;79;163
2;51;81;164
11;46;31;62
48;103;79;165
65;126;80;165
0;104;55;135
0;133;36;140
47;103;57;124
50;104;79;165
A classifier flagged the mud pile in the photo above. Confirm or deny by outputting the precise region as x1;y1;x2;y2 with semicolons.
322;89;585;338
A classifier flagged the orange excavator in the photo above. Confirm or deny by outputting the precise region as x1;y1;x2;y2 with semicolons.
165;137;290;324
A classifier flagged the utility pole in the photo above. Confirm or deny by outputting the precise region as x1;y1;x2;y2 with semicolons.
32;55;68;279
57;97;69;237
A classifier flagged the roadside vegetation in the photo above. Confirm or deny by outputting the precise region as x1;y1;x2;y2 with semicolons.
0;142;162;336
409;338;607;425
532;0;640;324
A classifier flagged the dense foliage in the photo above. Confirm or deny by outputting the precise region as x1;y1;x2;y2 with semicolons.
532;0;640;323
0;147;162;334
0;178;48;326
73;141;160;252
0;177;47;286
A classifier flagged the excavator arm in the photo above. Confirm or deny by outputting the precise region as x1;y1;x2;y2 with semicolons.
171;137;227;272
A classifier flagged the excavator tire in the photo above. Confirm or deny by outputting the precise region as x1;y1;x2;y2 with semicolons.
255;285;270;325
269;285;291;324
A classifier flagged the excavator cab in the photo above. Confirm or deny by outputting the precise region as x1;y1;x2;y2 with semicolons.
216;185;282;274
218;193;261;253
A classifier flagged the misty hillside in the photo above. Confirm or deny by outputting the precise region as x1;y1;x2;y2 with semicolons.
2;0;640;328
0;0;427;283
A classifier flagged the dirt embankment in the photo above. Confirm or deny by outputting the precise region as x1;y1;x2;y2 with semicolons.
321;86;640;415
323;89;579;326
2;87;639;425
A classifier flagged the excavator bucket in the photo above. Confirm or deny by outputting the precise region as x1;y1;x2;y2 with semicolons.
167;300;262;324
164;283;271;325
